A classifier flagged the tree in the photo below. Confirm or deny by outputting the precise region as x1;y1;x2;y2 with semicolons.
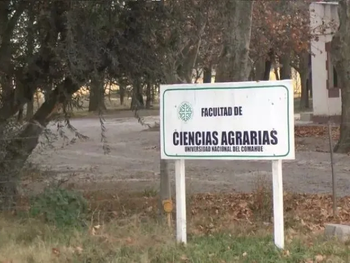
215;1;253;82
24;8;37;120
250;0;314;107
88;73;107;112
0;1;123;209
0;0;254;211
151;0;215;213
331;0;350;153
104;0;254;215
115;0;246;214
292;51;310;109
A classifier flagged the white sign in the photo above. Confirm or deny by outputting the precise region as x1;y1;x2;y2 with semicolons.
159;80;295;250
160;80;294;160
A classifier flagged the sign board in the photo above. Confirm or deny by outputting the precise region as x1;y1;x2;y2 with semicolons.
160;80;295;249
160;80;295;160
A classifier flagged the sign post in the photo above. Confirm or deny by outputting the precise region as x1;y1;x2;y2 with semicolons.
175;159;186;243
160;80;295;249
272;159;284;249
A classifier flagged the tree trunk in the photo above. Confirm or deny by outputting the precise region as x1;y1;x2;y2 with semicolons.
17;106;24;123
146;81;152;109
330;0;350;153
89;75;106;112
274;67;280;80
158;158;171;218
151;84;155;104
0;78;79;210
119;83;125;106
0;3;26;107
250;58;265;81
262;49;275;81
335;86;350;153
26;99;34;120
154;84;159;103
25;10;35;121
0;77;12;106
296;51;311;109
203;67;212;83
279;54;291;79
307;72;312;98
263;59;272;80
300;71;309;109
309;63;313;98
215;1;253;82
131;79;144;109
156;72;179;216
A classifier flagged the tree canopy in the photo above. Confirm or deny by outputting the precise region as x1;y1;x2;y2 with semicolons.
0;0;341;209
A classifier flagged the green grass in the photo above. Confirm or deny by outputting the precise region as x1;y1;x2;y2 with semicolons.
0;215;349;263
5;186;350;262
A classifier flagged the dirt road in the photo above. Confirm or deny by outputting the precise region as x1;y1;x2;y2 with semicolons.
26;112;350;196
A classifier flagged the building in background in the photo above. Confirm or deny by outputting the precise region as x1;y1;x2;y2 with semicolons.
310;1;340;123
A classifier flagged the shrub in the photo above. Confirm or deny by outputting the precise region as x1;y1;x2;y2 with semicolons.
249;173;273;222
29;187;88;228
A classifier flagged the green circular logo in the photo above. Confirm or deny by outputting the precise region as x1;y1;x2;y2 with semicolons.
178;102;193;122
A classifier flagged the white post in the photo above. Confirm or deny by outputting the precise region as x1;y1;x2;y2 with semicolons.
175;159;187;244
272;159;284;249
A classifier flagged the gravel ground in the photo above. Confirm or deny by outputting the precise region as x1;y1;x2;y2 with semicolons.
24;111;350;196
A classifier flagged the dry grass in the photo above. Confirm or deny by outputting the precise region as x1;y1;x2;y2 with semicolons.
0;214;174;263
0;210;349;263
250;173;273;222
3;183;350;262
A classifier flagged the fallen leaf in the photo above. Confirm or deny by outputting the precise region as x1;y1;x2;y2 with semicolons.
295;125;339;140
90;224;102;236
180;254;189;262
65;247;75;254
112;211;118;217
52;247;60;257
282;250;290;257
126;237;134;244
315;255;325;262
188;193;350;235
75;246;83;255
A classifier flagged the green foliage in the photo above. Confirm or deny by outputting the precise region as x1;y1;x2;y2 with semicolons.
143;187;158;197
29;187;88;228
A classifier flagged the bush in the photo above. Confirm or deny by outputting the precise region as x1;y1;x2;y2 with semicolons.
29;187;88;228
249;173;273;222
